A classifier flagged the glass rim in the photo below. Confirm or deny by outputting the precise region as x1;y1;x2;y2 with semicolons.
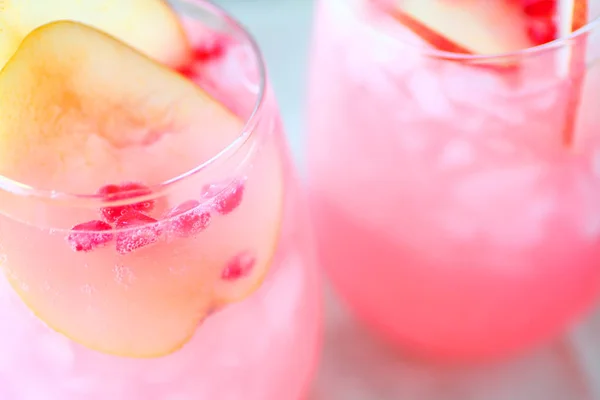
374;2;600;62
0;0;267;206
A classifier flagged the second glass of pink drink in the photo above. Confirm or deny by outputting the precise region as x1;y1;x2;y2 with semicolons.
0;0;320;398
307;0;600;361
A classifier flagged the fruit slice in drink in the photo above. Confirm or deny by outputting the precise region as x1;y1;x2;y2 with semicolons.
0;21;283;358
386;0;589;144
387;0;587;54
388;0;531;54
0;0;191;69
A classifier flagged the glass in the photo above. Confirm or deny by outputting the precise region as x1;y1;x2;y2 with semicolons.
306;0;600;361
0;0;320;398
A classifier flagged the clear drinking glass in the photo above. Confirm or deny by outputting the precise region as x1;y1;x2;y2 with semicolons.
0;0;320;398
306;0;600;361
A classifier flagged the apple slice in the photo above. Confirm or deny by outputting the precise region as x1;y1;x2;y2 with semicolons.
387;0;587;55
0;21;282;357
390;0;532;54
386;0;589;146
0;0;190;70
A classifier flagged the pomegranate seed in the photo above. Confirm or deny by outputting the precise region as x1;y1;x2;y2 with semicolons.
202;179;245;215
528;18;557;45
115;211;161;254
165;200;212;238
195;35;228;62
221;251;256;281
98;182;155;223
177;65;195;79
67;220;113;252
522;0;556;18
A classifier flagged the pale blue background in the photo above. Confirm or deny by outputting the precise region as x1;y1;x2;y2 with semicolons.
213;0;313;171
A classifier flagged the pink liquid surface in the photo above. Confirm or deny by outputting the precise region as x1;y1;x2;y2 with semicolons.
0;4;320;399
307;0;600;360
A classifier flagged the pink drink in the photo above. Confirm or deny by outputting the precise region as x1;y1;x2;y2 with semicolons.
307;0;600;361
0;0;320;398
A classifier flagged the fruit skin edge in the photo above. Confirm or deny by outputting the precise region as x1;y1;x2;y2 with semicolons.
384;0;588;71
2;203;284;358
0;141;285;358
212;156;287;308
0;0;193;71
384;0;590;145
3;270;201;358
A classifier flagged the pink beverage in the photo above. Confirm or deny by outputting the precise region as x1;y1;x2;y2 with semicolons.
0;0;320;398
307;0;600;361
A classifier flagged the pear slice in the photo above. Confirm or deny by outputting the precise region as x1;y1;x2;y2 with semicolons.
0;21;282;357
0;0;190;70
391;0;531;54
0;20;233;193
389;0;588;55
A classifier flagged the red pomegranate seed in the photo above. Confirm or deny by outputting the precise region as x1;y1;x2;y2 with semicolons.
221;251;256;281
98;182;155;223
195;35;228;62
115;211;161;254
165;200;212;238
522;0;556;18
67;220;113;252
176;36;229;78
527;18;557;45
202;179;245;215
177;66;194;79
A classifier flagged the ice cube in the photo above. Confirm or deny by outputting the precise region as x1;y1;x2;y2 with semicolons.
144;349;190;384
438;139;475;170
484;138;519;158
442;63;527;126
344;45;396;98
528;89;559;111
218;44;258;93
454;164;551;247
165;395;192;400
0;271;11;302
0;320;21;372
407;69;453;118
455;165;543;203
18;384;61;400
460;114;489;134
62;377;98;393
38;333;75;371
396;129;428;155
442;63;506;104
343;15;420;99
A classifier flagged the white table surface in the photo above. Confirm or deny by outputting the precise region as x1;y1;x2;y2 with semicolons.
213;1;600;399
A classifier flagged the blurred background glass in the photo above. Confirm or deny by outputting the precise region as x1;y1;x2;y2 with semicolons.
213;1;600;400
